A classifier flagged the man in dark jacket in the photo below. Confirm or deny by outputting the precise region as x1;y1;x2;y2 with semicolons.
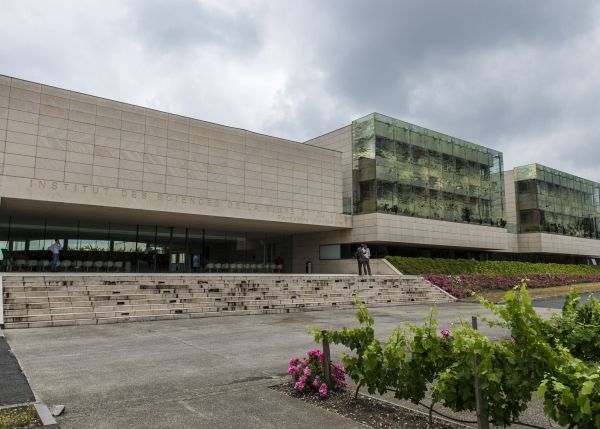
355;245;364;275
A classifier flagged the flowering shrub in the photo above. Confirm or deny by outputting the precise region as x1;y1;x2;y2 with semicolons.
288;349;346;398
423;273;600;299
386;256;600;276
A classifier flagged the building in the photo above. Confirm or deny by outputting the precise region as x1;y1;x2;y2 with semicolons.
294;113;511;272
0;75;351;273
0;75;598;273
504;164;600;262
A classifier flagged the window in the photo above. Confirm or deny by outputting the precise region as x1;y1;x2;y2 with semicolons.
319;244;341;260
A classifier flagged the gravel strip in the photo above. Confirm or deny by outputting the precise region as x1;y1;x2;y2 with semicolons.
271;382;467;429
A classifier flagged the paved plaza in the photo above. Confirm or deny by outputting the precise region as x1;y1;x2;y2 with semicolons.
4;302;555;429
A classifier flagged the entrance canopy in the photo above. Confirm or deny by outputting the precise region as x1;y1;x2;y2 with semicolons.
0;197;351;234
0;197;350;274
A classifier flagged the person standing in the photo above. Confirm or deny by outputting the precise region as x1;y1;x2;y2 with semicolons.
355;245;364;275
360;243;372;275
49;239;62;272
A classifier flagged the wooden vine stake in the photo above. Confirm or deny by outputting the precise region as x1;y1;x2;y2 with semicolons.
321;330;332;389
472;316;490;429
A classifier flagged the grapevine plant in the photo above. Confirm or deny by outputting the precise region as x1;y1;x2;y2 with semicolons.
312;289;600;428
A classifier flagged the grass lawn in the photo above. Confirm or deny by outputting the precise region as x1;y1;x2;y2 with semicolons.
466;282;600;303
0;405;40;429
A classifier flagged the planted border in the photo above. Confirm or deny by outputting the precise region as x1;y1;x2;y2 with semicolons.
386;256;600;299
423;273;600;299
309;290;600;428
386;256;600;276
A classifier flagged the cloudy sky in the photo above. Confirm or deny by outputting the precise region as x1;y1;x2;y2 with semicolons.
1;1;599;180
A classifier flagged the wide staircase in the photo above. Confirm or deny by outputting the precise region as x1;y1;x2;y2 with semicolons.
1;274;454;329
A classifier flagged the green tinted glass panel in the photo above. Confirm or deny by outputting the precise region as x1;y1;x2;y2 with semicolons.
514;164;600;238
351;113;506;227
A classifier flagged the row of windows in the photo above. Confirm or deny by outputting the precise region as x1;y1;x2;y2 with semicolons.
519;209;600;239
516;177;600;239
0;216;291;272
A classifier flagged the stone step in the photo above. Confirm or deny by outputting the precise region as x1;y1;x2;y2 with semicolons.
1;274;453;328
3;284;433;295
1;297;450;329
5;294;448;322
4;292;439;313
3;281;420;290
4;286;446;299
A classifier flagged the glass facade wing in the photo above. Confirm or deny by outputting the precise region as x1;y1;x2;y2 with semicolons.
352;113;506;227
514;164;600;239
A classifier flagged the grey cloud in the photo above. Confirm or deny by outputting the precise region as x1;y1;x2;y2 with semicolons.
2;0;600;181
312;0;597;105
259;1;600;180
128;0;263;54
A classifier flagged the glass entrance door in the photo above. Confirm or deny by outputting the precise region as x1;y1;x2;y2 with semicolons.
169;251;186;272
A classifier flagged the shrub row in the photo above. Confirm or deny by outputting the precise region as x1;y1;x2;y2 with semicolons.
386;256;600;276
424;273;600;299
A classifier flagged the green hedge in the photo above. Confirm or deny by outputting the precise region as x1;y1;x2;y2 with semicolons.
385;256;600;276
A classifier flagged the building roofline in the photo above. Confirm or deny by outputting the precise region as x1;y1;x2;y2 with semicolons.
0;73;341;155
303;124;351;143
513;163;600;185
354;112;502;155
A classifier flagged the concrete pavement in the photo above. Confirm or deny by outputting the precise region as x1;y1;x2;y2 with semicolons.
0;328;35;406
531;291;600;309
4;302;553;429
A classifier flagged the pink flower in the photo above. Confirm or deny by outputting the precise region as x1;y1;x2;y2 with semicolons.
294;380;305;392
288;366;299;376
289;357;299;366
312;376;320;389
319;383;328;398
332;363;346;387
307;349;324;361
303;366;311;376
441;329;452;339
511;337;517;345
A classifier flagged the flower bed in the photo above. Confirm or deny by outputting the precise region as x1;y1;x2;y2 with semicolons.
288;349;346;398
386;256;600;276
424;273;600;299
270;382;462;429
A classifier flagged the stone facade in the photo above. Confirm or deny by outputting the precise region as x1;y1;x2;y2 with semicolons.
305;125;353;208
2;73;599;273
292;213;510;272
0;75;349;230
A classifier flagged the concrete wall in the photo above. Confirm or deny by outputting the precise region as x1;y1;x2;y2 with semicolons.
305;125;352;207
354;214;509;249
503;170;520;252
0;76;350;229
518;233;600;257
292;213;510;272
